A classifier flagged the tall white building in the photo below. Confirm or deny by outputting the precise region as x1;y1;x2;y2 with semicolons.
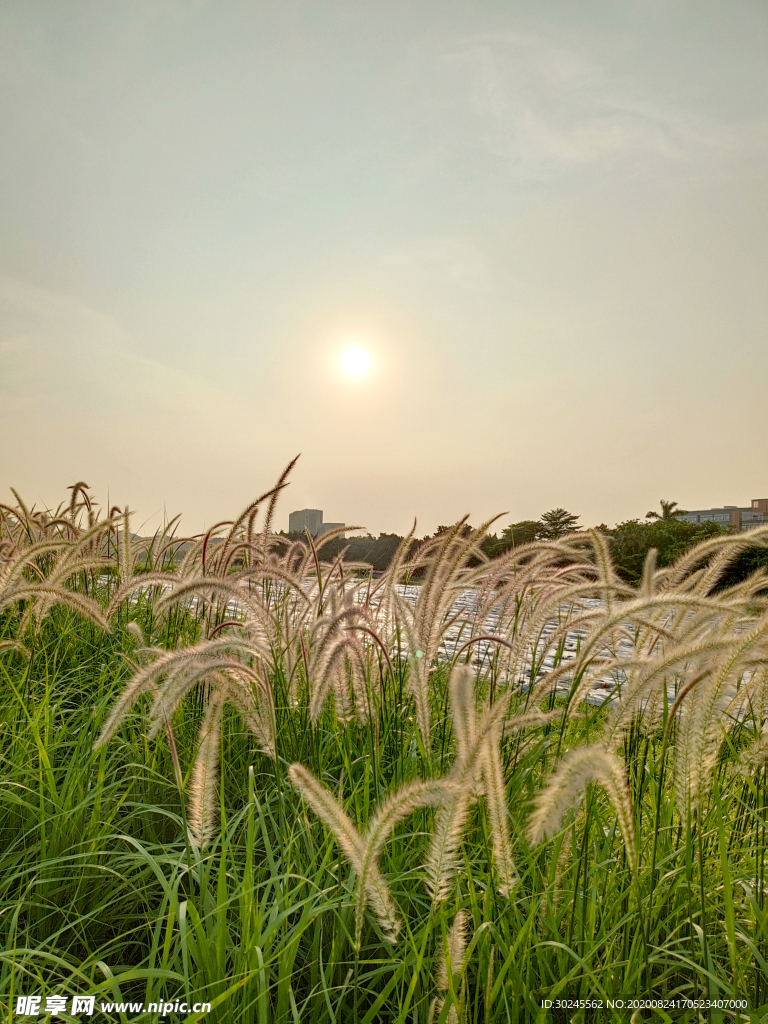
288;509;323;536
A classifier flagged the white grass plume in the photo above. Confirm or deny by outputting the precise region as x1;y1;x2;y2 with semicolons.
188;689;224;849
435;909;470;992
430;910;470;1024
394;591;432;748
449;666;478;771
528;746;637;876
306;598;379;724
355;778;454;947
672;671;732;812
288;764;454;947
426;668;520;903
481;722;517;895
94;637;265;747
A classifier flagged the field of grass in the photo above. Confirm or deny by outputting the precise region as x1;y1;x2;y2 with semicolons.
2;473;768;1023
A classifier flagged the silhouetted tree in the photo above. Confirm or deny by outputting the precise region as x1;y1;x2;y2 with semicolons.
540;508;580;538
483;520;542;557
645;499;687;521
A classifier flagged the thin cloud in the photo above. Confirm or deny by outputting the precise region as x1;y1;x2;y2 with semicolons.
443;30;768;177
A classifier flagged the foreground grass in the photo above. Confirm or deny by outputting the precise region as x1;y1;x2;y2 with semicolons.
1;609;767;1023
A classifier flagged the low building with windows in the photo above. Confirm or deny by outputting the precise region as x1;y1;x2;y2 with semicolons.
677;498;768;531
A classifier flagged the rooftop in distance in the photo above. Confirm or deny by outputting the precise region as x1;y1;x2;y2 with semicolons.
678;498;768;531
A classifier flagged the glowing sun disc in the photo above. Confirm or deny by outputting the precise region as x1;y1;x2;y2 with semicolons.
341;347;370;376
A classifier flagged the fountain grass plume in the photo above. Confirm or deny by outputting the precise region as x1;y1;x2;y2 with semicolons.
288;764;455;947
187;688;225;849
430;910;470;1024
528;746;637;877
426;669;522;903
94;636;274;752
481;721;517;895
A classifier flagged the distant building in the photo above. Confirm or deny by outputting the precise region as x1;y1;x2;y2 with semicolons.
288;509;345;539
317;522;345;539
288;509;322;536
678;498;768;531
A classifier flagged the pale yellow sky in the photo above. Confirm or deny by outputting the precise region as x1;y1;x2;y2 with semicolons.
1;2;767;535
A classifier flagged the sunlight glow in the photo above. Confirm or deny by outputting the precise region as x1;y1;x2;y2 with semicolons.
341;347;370;376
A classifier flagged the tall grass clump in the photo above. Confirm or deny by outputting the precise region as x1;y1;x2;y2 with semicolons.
1;468;768;1022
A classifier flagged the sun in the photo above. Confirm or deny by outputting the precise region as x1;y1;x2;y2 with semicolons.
341;346;370;376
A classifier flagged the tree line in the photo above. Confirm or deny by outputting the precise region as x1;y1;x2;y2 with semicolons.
288;500;768;586
483;501;766;586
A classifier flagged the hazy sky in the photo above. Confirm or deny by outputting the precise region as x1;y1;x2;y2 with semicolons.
2;2;767;536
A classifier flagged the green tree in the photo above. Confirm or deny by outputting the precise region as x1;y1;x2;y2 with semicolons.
540;508;580;538
645;499;687;521
434;524;471;539
484;520;543;557
504;520;542;546
603;518;725;584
